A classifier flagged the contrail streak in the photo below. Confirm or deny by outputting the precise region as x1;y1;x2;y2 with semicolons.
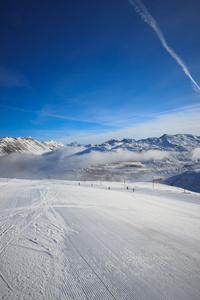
128;0;200;92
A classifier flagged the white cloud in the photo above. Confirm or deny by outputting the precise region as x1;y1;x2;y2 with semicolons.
0;147;170;179
57;104;200;144
128;0;200;92
192;148;200;161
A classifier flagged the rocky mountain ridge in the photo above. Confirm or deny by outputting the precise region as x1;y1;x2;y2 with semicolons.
0;136;64;155
1;134;200;155
0;134;200;192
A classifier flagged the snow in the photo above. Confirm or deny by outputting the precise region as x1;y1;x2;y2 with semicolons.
0;178;199;299
0;136;64;155
0;133;200;192
164;170;200;193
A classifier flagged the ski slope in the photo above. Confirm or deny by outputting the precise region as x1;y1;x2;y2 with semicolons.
0;178;199;299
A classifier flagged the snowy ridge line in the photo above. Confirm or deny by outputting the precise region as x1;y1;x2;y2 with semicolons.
0;136;64;155
0;133;200;193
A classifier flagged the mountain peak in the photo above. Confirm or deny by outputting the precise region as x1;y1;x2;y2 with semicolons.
101;139;120;146
0;136;64;155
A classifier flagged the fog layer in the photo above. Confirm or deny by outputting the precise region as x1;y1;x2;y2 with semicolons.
0;147;170;179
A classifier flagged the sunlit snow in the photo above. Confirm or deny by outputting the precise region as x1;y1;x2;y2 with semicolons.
0;178;199;299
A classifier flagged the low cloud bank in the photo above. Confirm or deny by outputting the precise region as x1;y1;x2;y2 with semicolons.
77;149;170;167
0;147;171;180
192;148;200;161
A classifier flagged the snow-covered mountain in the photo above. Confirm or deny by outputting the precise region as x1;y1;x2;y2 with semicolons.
63;134;200;192
0;136;64;154
164;170;200;193
97;134;200;152
0;134;199;192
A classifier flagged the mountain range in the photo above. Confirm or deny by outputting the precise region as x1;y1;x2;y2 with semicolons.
0;136;64;154
0;134;200;192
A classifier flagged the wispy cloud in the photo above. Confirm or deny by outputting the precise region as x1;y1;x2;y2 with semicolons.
0;104;113;126
56;103;200;144
128;0;200;92
0;104;36;113
115;103;200;125
0;66;30;88
2;102;200;145
42;112;108;125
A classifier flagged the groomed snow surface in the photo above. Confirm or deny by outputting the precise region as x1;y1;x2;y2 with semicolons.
0;179;199;299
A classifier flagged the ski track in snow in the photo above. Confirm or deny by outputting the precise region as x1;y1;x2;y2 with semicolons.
0;178;199;299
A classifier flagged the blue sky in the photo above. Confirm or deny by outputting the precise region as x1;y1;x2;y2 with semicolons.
0;0;200;144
